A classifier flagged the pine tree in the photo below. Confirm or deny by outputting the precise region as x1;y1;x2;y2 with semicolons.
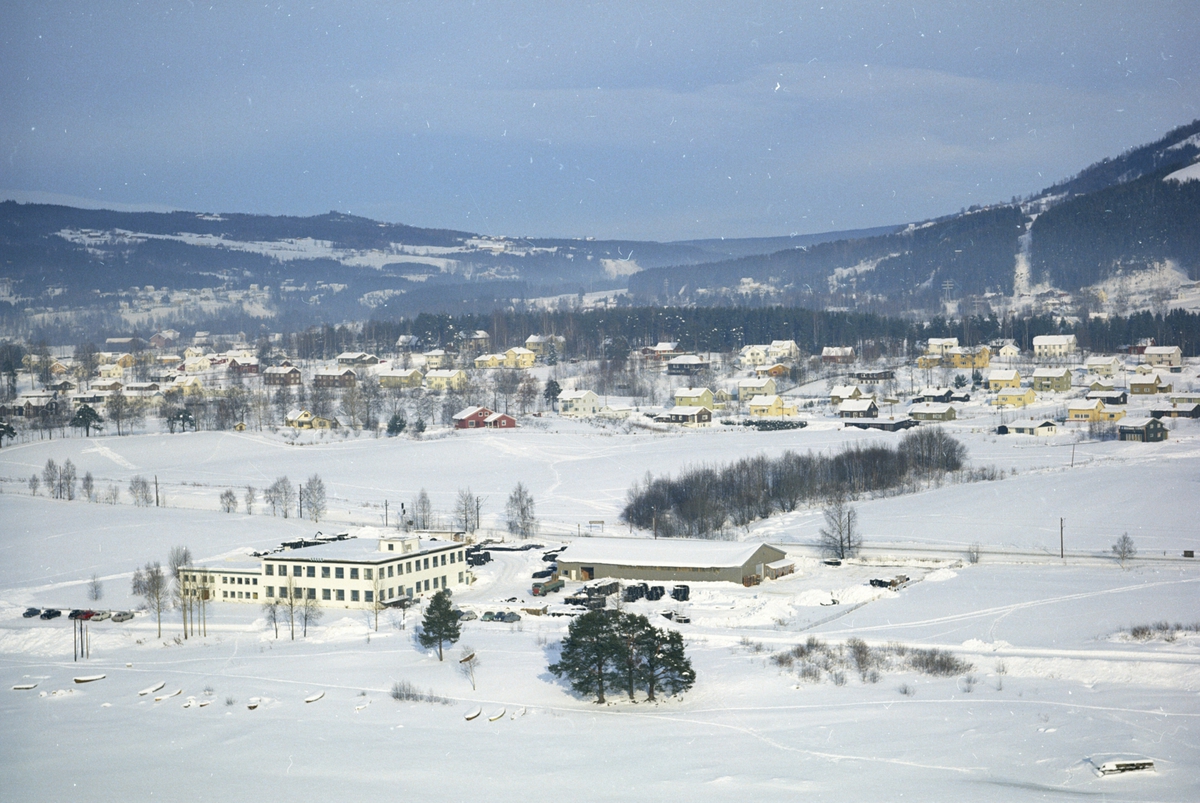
549;610;622;703
543;379;562;410
613;613;654;701
417;589;460;660
70;404;104;436
637;626;695;700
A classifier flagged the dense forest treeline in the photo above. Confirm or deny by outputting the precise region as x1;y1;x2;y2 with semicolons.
619;428;969;539
347;306;1200;359
1030;165;1200;289
10;304;1200;361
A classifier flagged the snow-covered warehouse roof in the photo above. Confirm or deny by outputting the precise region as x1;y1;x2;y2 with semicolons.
557;538;786;580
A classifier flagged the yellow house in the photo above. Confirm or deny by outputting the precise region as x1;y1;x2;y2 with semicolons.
1068;399;1125;423
917;354;943;369
285;409;314;428
993;387;1035;408
425;369;468;392
986;369;1021;391
947;345;990;369
98;364;124;379
748;394;797;417
737;377;776;401
674;388;714;409
379;369;423;389
504;347;536;369
474;353;503;369
173;376;205;396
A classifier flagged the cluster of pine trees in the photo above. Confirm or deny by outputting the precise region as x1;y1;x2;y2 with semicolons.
621;429;967;539
550;610;695;704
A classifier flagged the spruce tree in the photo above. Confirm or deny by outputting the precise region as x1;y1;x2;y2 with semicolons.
637;627;695;701
417;589;460;661
614;613;654;701
549;610;621;703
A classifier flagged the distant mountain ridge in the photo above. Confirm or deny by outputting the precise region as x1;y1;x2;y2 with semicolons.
2;118;1198;333
627;119;1200;313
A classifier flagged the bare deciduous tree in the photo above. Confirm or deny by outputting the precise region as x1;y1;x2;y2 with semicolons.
87;573;103;602
81;471;95;502
818;496;861;560
262;597;281;639
1112;532;1137;569
505;482;537;539
244;485;256;515
458;645;480;690
303;474;326;522
219;489;238;513
301;587;323;637
131;561;168;638
168;546;193;639
129;475;153;507
281;574;299;640
411;488;433;530
455;488;481;533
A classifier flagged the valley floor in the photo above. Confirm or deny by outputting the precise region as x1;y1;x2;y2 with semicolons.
1;420;1197;801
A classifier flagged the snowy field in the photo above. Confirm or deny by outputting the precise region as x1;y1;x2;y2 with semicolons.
2;420;1199;800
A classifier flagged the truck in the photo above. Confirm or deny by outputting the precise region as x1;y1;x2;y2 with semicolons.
532;577;565;596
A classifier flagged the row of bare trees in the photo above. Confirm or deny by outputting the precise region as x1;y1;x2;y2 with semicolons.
262;576;323;640
621;428;968;539
130;544;210;639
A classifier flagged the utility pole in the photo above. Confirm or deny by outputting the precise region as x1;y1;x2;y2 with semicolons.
298;488;304;520
1060;517;1065;559
384;500;389;527
154;475;159;507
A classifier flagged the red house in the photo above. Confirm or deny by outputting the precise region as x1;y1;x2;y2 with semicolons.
483;411;517;429
453;406;517;430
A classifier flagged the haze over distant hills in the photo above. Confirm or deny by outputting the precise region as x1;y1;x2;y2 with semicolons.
2;119;1198;339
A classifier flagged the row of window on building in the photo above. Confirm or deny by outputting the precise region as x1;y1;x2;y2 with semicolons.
264;552;459;581
263;573;461;602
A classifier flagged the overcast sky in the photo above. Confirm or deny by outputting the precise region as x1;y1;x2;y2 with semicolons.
2;2;1198;241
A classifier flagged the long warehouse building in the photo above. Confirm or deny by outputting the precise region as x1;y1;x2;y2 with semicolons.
556;538;790;585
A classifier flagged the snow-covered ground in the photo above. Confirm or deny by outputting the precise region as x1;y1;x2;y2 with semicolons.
2;419;1198;800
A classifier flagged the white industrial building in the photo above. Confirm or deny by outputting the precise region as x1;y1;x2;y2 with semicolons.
180;529;471;610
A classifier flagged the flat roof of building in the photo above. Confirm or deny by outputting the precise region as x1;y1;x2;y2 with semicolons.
263;535;460;564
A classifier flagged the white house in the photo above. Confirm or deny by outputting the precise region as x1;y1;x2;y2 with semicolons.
738;344;771;367
558;389;600;417
1143;345;1182;368
1032;334;1078;360
768;340;800;360
1085;355;1122;377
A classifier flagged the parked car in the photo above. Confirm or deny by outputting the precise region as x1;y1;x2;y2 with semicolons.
40;609;62;620
531;569;554;579
110;611;134;623
68;609;85;620
23;608;41;618
481;611;496;622
90;610;111;621
499;612;522;623
456;610;477;621
79;610;96;620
